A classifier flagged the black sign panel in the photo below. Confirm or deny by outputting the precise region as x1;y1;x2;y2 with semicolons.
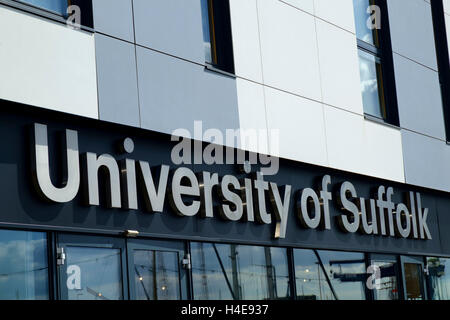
0;101;447;256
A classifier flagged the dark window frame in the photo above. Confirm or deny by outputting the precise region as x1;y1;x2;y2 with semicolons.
355;0;400;126
0;0;93;30
431;0;450;143
203;0;235;74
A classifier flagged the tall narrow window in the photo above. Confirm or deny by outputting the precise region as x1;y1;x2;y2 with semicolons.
353;0;399;125
200;0;235;74
431;0;450;142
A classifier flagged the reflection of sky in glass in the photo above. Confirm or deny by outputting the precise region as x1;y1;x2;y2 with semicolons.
353;0;377;46
200;0;213;63
358;49;384;118
65;247;123;300
0;230;49;300
317;250;366;300
428;258;450;300
17;0;68;15
133;250;180;300
191;243;290;300
294;249;334;300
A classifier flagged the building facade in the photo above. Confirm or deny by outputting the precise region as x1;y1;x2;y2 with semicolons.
0;0;449;300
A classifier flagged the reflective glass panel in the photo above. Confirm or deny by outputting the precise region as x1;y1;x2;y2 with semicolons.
0;230;49;300
316;250;367;300
427;257;450;300
133;250;181;300
358;49;386;119
294;249;334;300
191;243;290;300
17;0;68;15
353;0;380;47
200;0;213;64
65;247;123;300
404;263;424;300
370;256;399;300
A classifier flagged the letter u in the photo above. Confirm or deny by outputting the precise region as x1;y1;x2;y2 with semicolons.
33;123;80;203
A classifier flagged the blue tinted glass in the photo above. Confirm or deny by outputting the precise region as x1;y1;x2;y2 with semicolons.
65;247;123;300
353;0;378;46
191;243;290;300
358;49;385;119
0;230;49;300
17;0;68;15
133;250;181;300
200;0;213;63
294;249;335;300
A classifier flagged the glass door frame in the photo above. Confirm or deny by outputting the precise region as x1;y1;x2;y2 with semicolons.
56;234;129;300
400;256;427;301
126;238;190;300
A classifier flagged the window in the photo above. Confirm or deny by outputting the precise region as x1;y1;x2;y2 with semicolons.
132;250;181;300
11;0;93;28
294;249;367;300
427;257;450;300
200;0;235;74
0;230;49;300
191;242;290;300
353;0;399;125
431;0;450;142
16;0;69;15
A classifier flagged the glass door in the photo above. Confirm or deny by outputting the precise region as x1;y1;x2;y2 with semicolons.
126;239;189;300
57;234;128;300
400;256;427;300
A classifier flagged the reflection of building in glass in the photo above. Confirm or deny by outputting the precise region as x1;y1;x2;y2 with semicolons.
428;258;449;300
191;243;290;300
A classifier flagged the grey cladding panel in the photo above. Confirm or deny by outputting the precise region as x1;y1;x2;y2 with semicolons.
136;47;240;137
387;0;438;69
133;0;205;64
92;0;135;42
401;129;450;192
394;54;445;140
95;34;140;127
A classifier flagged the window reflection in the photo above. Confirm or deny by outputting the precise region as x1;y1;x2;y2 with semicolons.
370;255;399;300
358;49;386;119
318;251;367;300
0;230;49;300
353;0;389;121
353;0;380;46
133;250;181;300
65;247;123;300
427;257;450;300
16;0;68;15
294;249;367;300
200;0;214;64
294;249;334;300
191;243;290;300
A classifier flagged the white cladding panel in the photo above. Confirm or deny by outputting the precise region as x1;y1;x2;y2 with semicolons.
0;6;98;119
